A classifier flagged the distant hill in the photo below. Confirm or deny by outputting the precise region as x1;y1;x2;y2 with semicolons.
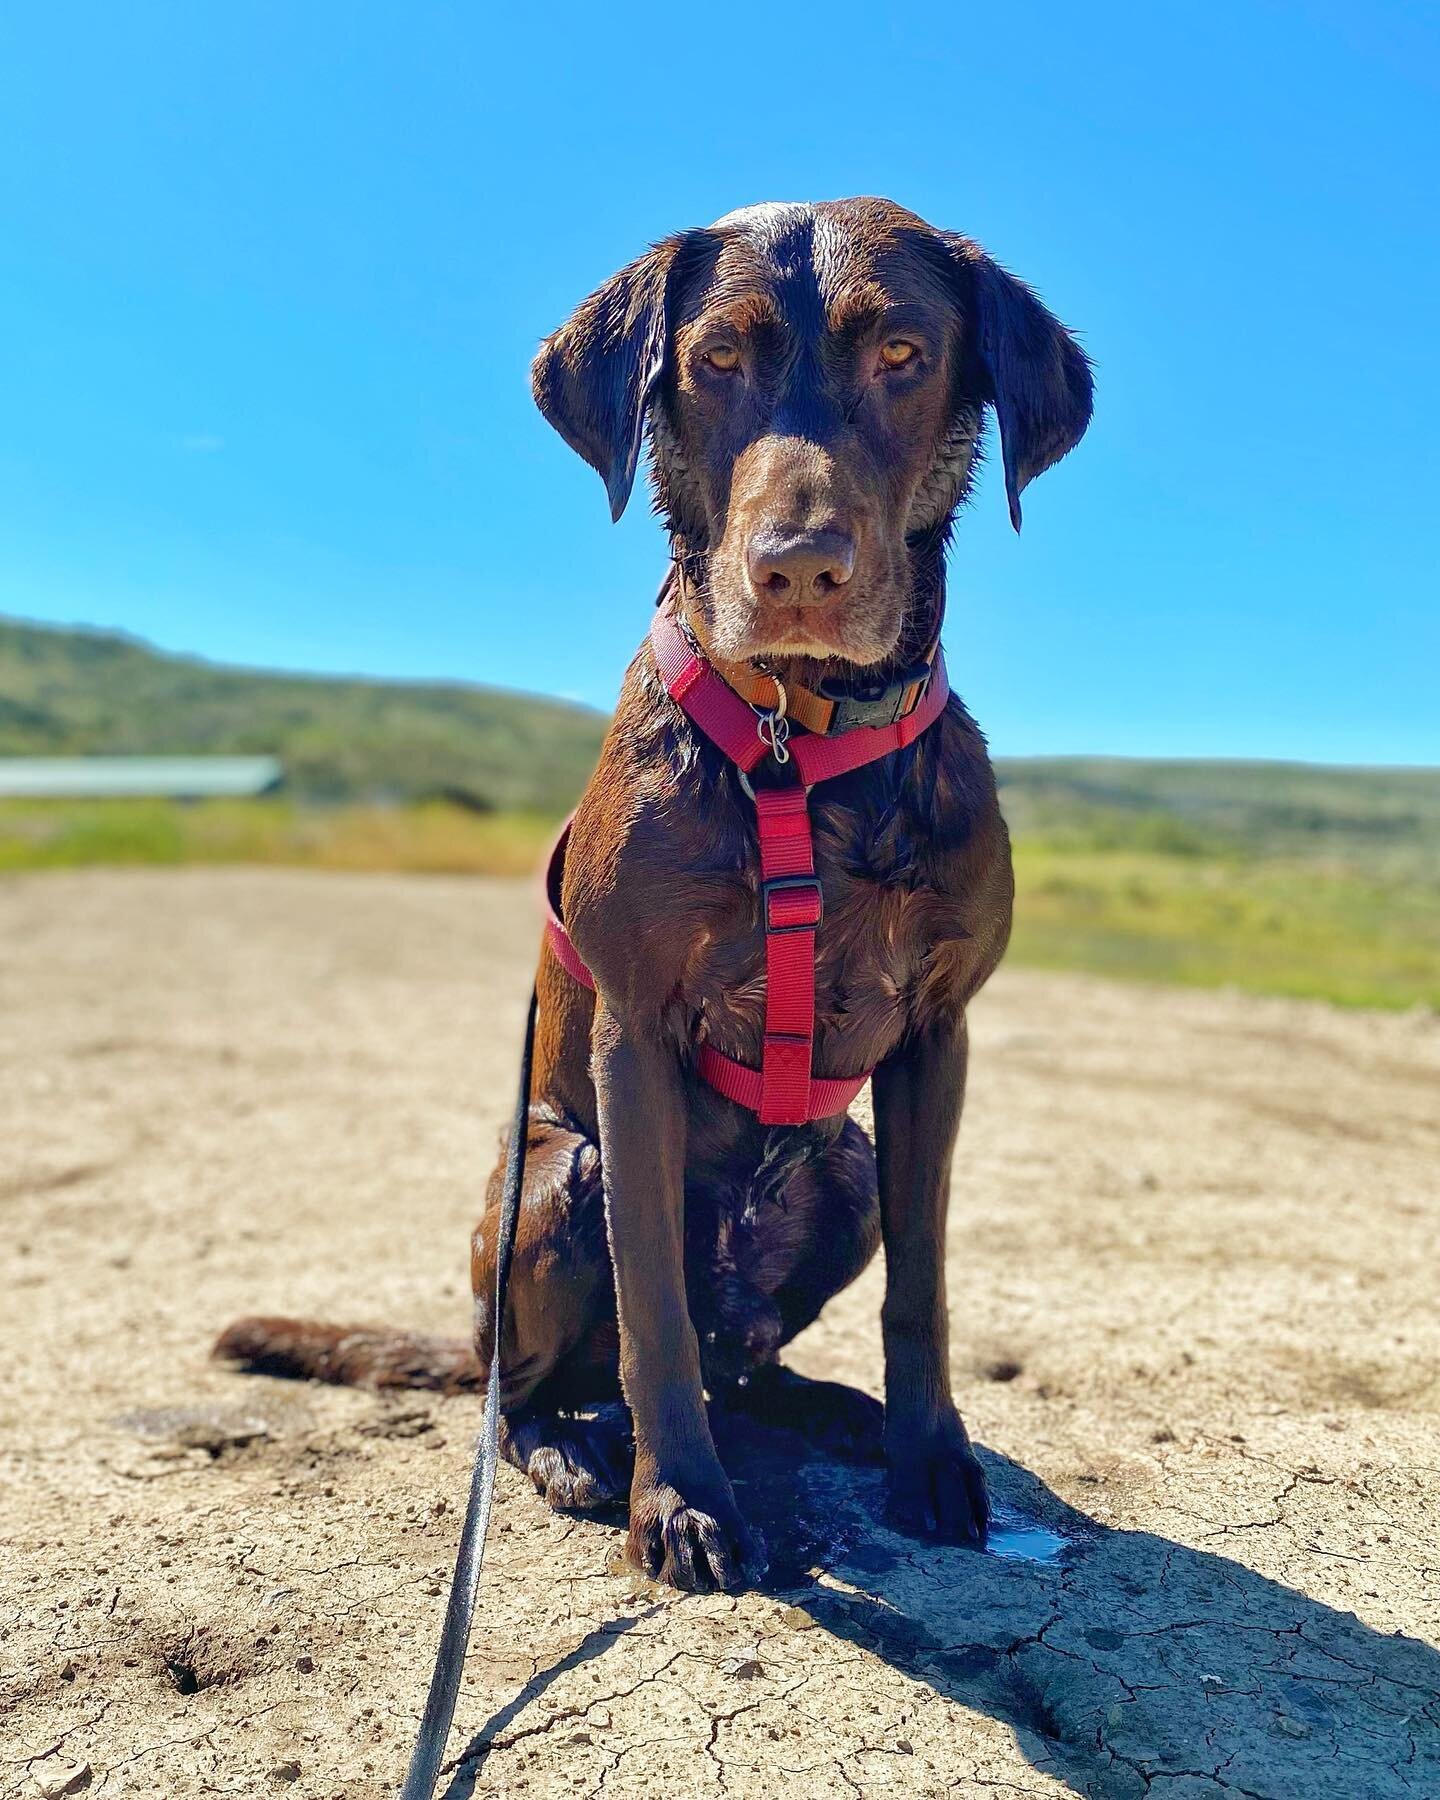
993;756;1440;876
0;615;607;811
3;617;1437;869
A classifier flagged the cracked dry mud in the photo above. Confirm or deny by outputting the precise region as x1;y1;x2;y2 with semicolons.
2;869;1438;1799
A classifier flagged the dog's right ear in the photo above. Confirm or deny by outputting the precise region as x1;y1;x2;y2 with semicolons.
531;235;691;522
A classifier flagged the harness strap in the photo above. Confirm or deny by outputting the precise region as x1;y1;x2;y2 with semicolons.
545;597;951;1125
753;786;822;1124
695;1046;871;1122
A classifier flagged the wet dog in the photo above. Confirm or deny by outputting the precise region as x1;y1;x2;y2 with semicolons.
218;197;1092;1592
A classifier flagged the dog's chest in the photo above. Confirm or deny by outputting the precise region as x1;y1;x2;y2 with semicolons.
687;822;958;1076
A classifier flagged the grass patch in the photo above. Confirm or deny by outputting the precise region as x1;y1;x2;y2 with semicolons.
1010;843;1439;1010
0;798;556;876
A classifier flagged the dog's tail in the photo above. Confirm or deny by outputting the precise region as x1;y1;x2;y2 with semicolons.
213;1316;482;1395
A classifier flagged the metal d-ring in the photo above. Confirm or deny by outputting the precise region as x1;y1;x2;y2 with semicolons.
737;766;812;804
754;674;791;765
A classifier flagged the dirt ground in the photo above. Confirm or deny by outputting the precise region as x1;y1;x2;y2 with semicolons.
2;868;1438;1799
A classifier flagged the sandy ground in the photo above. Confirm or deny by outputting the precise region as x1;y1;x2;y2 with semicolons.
2;868;1438;1800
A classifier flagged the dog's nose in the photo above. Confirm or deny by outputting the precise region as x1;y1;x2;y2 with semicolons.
746;526;856;605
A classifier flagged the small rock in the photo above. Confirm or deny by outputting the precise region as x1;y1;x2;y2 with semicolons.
1273;1715;1310;1739
32;1761;91;1797
175;1420;268;1456
295;1655;314;1674
358;1407;434;1440
271;1762;302;1784
724;1658;765;1679
778;1606;817;1631
895;1739;914;1754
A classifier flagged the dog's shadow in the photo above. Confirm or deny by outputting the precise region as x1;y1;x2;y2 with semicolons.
451;1374;1439;1798
715;1381;1439;1797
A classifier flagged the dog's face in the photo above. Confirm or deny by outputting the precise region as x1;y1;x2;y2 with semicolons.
533;198;1092;666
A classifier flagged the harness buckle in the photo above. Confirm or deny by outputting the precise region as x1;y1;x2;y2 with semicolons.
762;874;823;934
817;660;932;733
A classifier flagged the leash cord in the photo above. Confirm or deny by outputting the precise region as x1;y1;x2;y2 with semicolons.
398;984;538;1800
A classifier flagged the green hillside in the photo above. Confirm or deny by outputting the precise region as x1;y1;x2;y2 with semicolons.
994;756;1440;876
0;614;607;811
3;616;1437;1009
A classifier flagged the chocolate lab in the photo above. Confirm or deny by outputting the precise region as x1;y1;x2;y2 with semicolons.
218;196;1092;1592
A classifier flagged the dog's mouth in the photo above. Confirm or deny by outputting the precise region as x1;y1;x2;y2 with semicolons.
754;607;854;657
703;579;905;668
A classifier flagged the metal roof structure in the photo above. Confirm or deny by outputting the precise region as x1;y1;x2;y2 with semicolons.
0;756;284;798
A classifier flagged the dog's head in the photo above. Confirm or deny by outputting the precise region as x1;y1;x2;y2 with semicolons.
533;197;1092;666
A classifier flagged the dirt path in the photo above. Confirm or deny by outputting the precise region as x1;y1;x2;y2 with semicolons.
2;869;1438;1799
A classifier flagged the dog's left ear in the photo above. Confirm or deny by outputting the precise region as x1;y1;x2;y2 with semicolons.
532;234;692;522
947;237;1093;531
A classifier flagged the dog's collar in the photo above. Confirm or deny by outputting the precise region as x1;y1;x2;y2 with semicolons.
649;598;949;785
664;553;940;740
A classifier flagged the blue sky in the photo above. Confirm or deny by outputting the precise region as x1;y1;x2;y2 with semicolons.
1;2;1435;762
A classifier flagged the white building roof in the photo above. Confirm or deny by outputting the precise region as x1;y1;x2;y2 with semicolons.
0;756;283;798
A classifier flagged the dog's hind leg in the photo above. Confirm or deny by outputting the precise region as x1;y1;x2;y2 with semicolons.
472;1110;632;1510
215;1112;619;1417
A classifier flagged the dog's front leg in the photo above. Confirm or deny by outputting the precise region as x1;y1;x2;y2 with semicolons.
591;1004;767;1591
872;1012;990;1544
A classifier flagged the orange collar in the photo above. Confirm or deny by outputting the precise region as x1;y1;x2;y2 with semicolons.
704;650;936;737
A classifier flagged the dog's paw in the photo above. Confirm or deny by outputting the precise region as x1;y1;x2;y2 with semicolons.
885;1414;989;1546
505;1404;634;1512
627;1479;767;1592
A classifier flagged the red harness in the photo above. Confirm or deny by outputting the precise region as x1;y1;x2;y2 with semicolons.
545;601;951;1127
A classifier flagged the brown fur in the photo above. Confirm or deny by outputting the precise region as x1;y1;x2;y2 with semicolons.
217;197;1092;1592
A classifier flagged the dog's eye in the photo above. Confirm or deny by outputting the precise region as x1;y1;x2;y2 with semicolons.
702;344;741;373
879;340;918;370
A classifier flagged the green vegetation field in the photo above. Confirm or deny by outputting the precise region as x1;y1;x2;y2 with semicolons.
4;616;1437;1010
998;758;1440;1009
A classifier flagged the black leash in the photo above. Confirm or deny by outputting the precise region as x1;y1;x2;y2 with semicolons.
399;985;538;1800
